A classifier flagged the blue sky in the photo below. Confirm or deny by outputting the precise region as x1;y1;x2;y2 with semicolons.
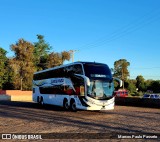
0;0;160;80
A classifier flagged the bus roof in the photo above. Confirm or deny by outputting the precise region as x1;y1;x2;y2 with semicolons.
34;61;108;74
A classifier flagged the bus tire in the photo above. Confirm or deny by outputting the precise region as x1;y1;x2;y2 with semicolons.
37;96;40;104
40;97;44;106
70;99;77;112
63;99;69;110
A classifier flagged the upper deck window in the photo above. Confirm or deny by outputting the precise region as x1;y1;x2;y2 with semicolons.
33;64;83;80
65;64;83;75
83;63;112;81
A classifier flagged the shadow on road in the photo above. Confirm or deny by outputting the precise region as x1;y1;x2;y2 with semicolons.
0;100;65;111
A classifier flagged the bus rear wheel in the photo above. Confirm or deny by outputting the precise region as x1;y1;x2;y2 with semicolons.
37;96;40;104
63;99;69;110
40;97;44;106
70;99;77;112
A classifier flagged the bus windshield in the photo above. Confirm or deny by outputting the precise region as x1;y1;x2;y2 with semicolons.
87;80;114;100
83;63;114;100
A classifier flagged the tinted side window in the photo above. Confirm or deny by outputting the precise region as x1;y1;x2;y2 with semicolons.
73;64;83;74
33;73;45;80
65;64;83;75
33;64;83;81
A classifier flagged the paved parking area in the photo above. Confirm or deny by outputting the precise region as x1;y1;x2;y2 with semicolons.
0;101;159;141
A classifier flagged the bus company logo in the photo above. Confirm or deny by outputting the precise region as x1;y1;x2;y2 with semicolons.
2;134;11;139
51;78;64;84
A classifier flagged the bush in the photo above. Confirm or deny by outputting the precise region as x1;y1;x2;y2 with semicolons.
131;91;143;97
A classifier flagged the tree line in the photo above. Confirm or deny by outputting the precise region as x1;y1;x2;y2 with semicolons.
0;35;70;90
113;59;160;96
0;36;160;94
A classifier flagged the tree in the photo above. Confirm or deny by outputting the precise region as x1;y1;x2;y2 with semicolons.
2;62;14;90
0;48;8;89
47;51;71;68
147;80;160;93
34;34;52;70
47;52;61;68
34;35;71;70
10;39;36;90
136;75;146;92
126;80;136;95
113;59;130;89
61;51;70;63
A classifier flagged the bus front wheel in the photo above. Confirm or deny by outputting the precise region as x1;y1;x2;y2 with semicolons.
70;99;77;112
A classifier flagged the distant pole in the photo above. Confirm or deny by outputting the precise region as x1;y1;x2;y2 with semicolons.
69;50;78;62
122;68;124;90
20;78;23;91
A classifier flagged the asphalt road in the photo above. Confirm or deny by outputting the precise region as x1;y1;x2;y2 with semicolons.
0;101;159;141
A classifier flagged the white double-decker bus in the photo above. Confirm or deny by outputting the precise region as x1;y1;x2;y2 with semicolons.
33;62;122;111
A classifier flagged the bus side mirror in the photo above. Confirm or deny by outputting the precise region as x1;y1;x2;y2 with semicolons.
113;77;122;87
86;77;90;86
